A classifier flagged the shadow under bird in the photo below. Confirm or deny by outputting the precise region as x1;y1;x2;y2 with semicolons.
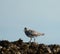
24;27;44;42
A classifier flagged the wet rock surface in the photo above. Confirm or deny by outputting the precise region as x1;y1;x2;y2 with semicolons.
0;39;60;54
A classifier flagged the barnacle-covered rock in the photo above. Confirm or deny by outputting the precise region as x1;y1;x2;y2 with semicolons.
0;39;60;54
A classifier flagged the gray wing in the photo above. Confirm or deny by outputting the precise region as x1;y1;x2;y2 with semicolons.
28;29;44;36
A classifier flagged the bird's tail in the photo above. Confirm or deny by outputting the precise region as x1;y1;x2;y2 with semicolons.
37;33;44;36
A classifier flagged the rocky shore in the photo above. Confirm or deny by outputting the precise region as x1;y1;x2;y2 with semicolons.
0;39;60;54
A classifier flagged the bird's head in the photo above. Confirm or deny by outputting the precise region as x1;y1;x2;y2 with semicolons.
24;27;28;31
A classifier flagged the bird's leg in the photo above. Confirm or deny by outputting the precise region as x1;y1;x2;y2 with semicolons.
29;38;32;45
34;37;35;42
29;37;32;42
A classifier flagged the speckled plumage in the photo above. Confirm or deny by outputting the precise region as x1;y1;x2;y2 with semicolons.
24;27;44;42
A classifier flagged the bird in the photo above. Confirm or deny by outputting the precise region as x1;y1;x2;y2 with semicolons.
24;27;44;42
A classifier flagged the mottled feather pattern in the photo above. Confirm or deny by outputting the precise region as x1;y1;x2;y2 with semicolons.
24;27;44;42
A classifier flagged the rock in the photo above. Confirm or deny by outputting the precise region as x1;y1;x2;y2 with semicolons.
0;39;60;54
